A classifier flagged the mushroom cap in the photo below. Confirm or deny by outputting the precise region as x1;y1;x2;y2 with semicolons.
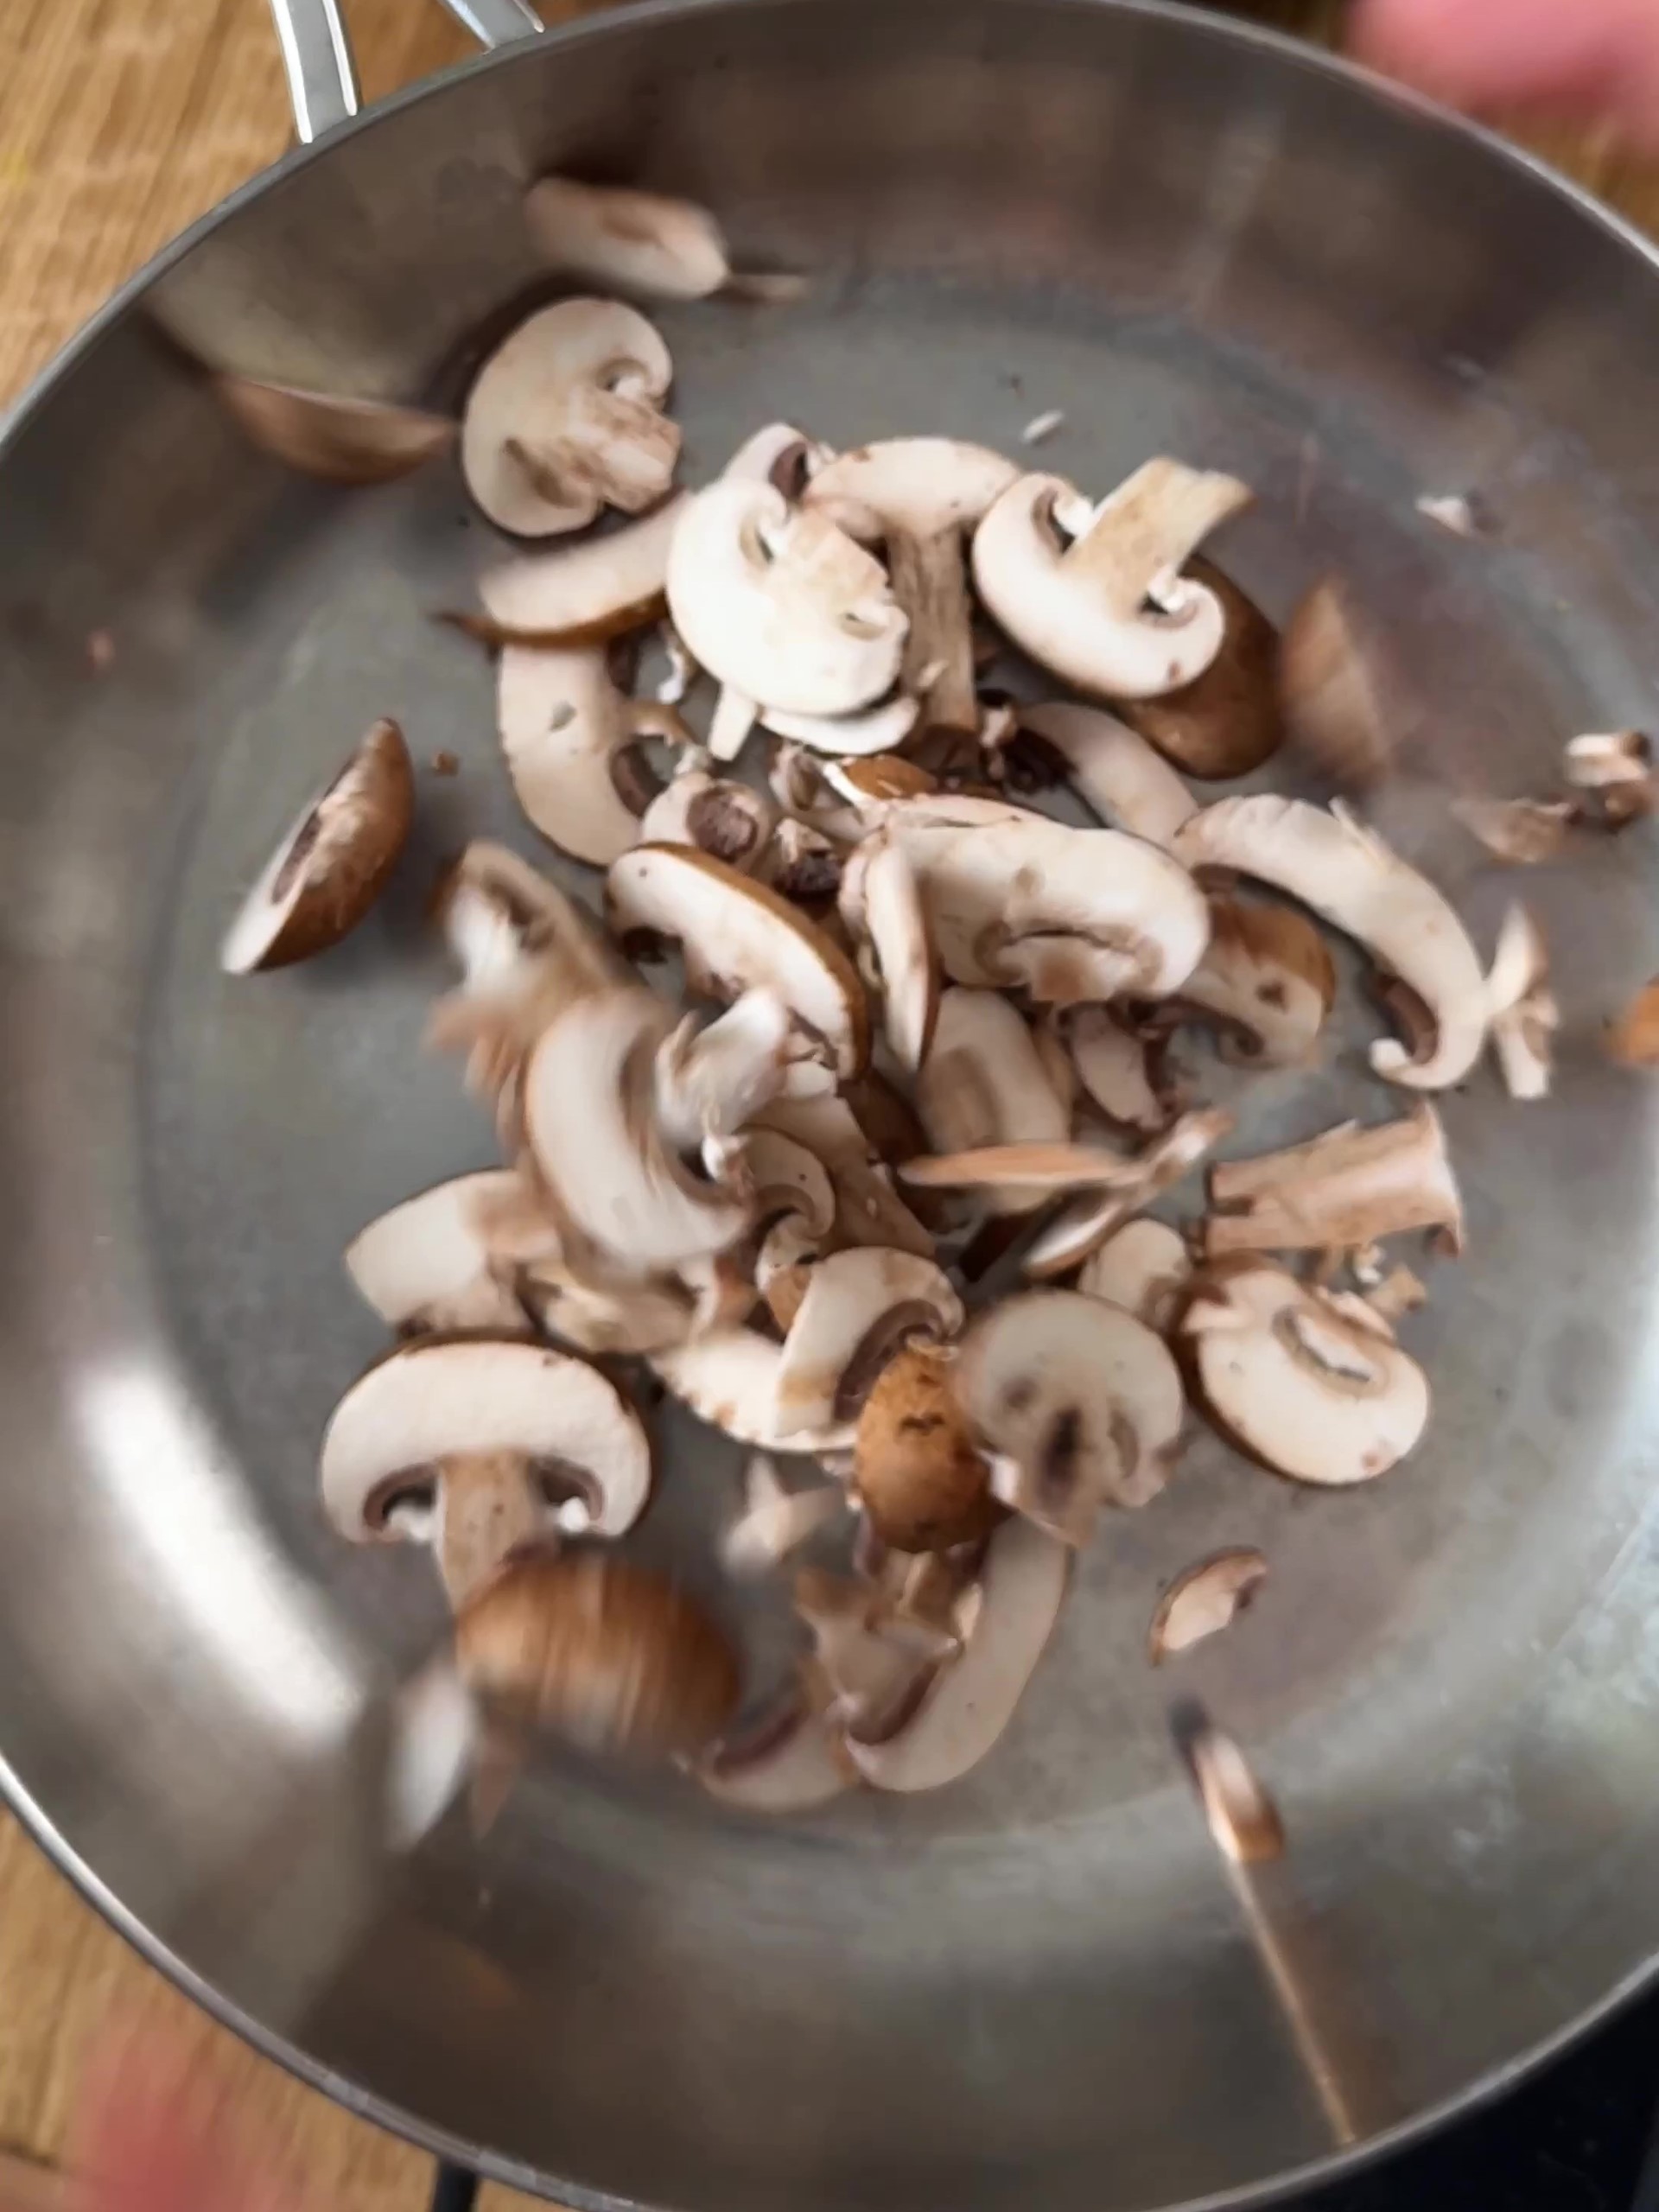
497;645;649;867
804;437;1020;540
773;1246;963;1439
650;1327;857;1454
607;843;870;1079
854;1341;999;1553
1182;1261;1429;1484
1015;702;1198;849
220;718;413;974
1077;1218;1193;1332
1122;559;1283;779
213;377;454;485
524;177;731;300
319;1333;651;1541
915;987;1070;1217
665;477;907;716
461;298;677;537
840;833;938;1076
345;1171;529;1333
478;493;686;645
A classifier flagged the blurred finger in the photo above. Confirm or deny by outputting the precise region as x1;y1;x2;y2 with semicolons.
72;2031;297;2212
1351;0;1659;145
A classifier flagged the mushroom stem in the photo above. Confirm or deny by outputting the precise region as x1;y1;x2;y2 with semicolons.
1205;1106;1462;1256
889;526;977;734
1063;459;1252;616
435;1451;561;1608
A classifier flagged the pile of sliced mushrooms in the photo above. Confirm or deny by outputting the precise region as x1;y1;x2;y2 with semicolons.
218;177;1659;1823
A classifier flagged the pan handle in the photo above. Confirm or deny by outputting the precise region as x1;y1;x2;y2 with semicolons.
268;0;543;144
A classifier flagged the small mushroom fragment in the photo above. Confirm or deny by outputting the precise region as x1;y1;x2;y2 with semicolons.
524;177;731;300
846;1517;1069;1792
651;1328;855;1453
609;844;869;1079
760;693;922;759
1366;1262;1427;1325
654;989;796;1147
722;1453;845;1575
1078;1218;1192;1332
221;718;413;974
914;988;1070;1215
475;493;686;645
1279;577;1393;787
957;1291;1185;1538
1564;730;1656;828
773;1247;963;1438
804;437;1020;735
1162;896;1338;1068
498;645;670;866
213;376;454;484
319;1333;652;1603
854;1342;999;1553
723;421;830;491
461;300;680;537
1607;976;1659;1066
838;833;938;1074
1416;492;1483;538
457;1547;739;1759
702;1693;855;1811
972;460;1251;700
762;817;843;907
1120;559;1283;779
1452;796;1575;866
1205;1105;1463;1257
1484;903;1558;1102
1148;1549;1268;1662
345;1171;529;1335
1063;1006;1171;1134
518;1262;702;1357
899;1141;1142;1195
1022;1108;1232;1280
667;478;908;716
794;1567;959;1743
1182;1261;1429;1484
1014;702;1198;849
639;763;777;872
754;1092;934;1259
1171;1701;1285;1864
1174;797;1487;1089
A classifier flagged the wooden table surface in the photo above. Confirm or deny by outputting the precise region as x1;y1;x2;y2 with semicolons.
1;0;1656;2203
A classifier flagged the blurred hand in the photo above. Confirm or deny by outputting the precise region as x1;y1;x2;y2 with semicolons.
1352;0;1659;143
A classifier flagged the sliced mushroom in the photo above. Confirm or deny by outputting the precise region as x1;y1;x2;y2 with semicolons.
1563;731;1655;828
723;421;831;490
320;1333;652;1601
497;645;665;866
1452;796;1575;866
608;843;869;1078
1484;903;1558;1103
345;1171;530;1335
461;300;679;537
221;718;413;973
1014;702;1198;849
914;988;1070;1215
1608;977;1659;1066
1172;1702;1285;1864
761;817;844;908
838;833;938;1075
972;460;1251;700
517;1262;702;1357
1173;797;1487;1089
854;1340;999;1553
1078;1218;1193;1332
899;1140;1143;1194
457;1547;738;1758
1182;1260;1429;1484
666;478;907;716
1148;1549;1268;1662
804;437;1020;734
701;1694;855;1811
846;1518;1068;1792
653;988;796;1147
650;1327;855;1453
1022;1107;1232;1280
638;761;777;872
1063;1005;1171;1134
213;376;453;484
753;1093;934;1259
773;1248;963;1438
957;1291;1185;1538
524;177;731;299
1279;576;1394;787
476;493;686;645
1119;559;1283;778
760;693;923;758
1161;895;1338;1067
722;1452;845;1575
1205;1105;1463;1257
794;1566;960;1744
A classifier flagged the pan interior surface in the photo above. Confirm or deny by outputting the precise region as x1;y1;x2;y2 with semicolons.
1;4;1657;2209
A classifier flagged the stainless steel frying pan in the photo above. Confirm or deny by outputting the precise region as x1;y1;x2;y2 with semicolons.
3;2;1659;2206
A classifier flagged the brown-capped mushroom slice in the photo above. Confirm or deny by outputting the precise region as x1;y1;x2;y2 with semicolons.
846;1517;1069;1792
639;763;777;872
1484;903;1558;1103
1165;895;1338;1068
651;1327;856;1453
1171;1703;1285;1864
899;1141;1146;1195
1014;702;1198;849
1119;558;1283;779
1279;577;1394;787
1608;977;1659;1065
1078;1218;1193;1332
838;833;938;1076
666;478;907;717
1022;1107;1233;1281
854;1340;999;1553
652;989;797;1150
475;493;686;646
732;1127;837;1242
753;1093;934;1260
1174;797;1487;1089
345;1171;530;1335
1063;1005;1171;1134
1452;796;1575;865
461;300;679;537
760;693;923;758
524;177;731;300
458;1547;738;1759
320;1334;652;1603
220;718;413;974
213;376;454;484
1205;1104;1463;1257
972;460;1252;700
702;1695;855;1812
1182;1261;1429;1484
957;1291;1185;1539
722;1452;846;1575
497;645;667;866
914;987;1070;1216
804;437;1020;734
773;1248;963;1439
1148;1549;1268;1662
607;843;869;1078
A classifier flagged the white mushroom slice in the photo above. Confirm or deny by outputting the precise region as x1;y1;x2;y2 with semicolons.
708;683;760;765
518;1263;699;1357
795;1567;958;1742
607;843;869;1078
1280;578;1393;787
639;766;776;872
650;1329;855;1453
666;478;907;716
839;834;938;1076
524;177;730;299
221;718;413;974
1165;896;1338;1068
1182;1261;1429;1484
1023;1107;1233;1280
972;460;1251;700
524;986;749;1271
733;1128;836;1239
1452;796;1575;866
345;1172;529;1335
914;988;1070;1216
722;1454;845;1575
774;1249;963;1439
653;989;795;1147
1148;1549;1268;1662
804;437;1020;734
760;694;922;757
213;376;453;484
461;300;678;537
1015;702;1198;849
702;1698;854;1810
1173;797;1487;1089
753;1094;934;1259
900;1141;1143;1194
1484;902;1558;1103
1063;1006;1170;1134
1564;730;1651;789
957;1291;1185;1538
477;493;685;645
846;1519;1069;1791
723;421;830;490
497;645;664;866
320;1334;651;1599
1078;1219;1193;1332
1205;1105;1463;1257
